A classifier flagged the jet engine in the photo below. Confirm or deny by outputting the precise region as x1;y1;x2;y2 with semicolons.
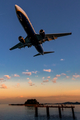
39;29;45;39
18;36;25;44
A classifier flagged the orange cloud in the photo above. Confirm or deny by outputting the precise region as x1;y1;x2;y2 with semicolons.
13;83;20;88
55;74;61;77
17;83;20;87
47;76;50;79
43;69;51;72
13;74;20;77
73;74;80;78
66;76;69;79
28;80;35;86
0;84;7;89
43;80;49;82
61;73;66;76
72;78;75;80
42;77;45;79
22;72;31;76
0;78;4;80
52;77;57;83
52;79;56;83
41;82;44;85
4;75;11;79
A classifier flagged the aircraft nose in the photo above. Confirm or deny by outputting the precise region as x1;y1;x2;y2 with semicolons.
15;4;20;12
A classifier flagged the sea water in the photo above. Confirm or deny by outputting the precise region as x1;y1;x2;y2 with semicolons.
0;104;80;120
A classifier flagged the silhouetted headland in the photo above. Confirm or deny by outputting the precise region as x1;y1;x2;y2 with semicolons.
9;99;40;106
24;99;39;106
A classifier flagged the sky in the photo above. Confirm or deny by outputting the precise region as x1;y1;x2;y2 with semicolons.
0;0;80;104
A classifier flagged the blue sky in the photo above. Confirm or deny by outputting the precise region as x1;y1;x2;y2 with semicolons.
0;0;80;103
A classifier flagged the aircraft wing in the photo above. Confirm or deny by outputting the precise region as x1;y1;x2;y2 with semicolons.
36;32;72;44
10;36;32;50
10;42;24;50
45;32;72;41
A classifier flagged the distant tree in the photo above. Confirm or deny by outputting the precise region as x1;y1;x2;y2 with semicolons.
25;99;39;104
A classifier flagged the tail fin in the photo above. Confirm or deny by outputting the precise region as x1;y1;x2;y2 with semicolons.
33;51;54;57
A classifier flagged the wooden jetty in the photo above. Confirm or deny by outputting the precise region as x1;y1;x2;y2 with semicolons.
34;104;75;119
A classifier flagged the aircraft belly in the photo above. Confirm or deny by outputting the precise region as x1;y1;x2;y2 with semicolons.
35;44;44;55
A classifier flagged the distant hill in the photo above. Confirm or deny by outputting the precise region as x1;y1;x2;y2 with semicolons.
56;102;80;105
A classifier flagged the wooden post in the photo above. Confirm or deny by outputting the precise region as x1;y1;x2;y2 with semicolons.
58;107;62;118
71;107;75;119
35;107;38;117
46;106;50;117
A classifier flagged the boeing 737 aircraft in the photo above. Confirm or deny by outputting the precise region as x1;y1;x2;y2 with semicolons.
10;5;72;57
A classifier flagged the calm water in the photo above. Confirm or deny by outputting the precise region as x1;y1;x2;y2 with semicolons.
0;104;80;120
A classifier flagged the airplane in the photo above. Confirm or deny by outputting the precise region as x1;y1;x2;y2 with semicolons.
10;5;72;57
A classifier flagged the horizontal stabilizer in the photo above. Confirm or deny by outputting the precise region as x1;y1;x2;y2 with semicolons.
33;51;54;57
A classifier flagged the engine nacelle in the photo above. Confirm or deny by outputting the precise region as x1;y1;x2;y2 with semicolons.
39;29;45;39
18;36;25;44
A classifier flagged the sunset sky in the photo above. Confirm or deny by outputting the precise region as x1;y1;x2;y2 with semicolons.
0;0;80;104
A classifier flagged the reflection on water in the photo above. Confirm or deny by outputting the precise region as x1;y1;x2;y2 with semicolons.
0;104;80;120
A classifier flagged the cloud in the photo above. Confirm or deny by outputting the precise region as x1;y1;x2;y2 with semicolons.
47;76;50;79
52;74;61;82
73;74;80;78
22;70;38;76
66;76;69;79
42;77;45;79
43;80;49;82
55;74;61;77
52;77;57;83
72;78;75;80
53;77;58;81
52;80;56;83
60;59;65;61
35;75;38;77
0;84;7;89
52;74;61;83
4;75;11;79
27;78;29;80
61;73;66;76
22;72;32;76
28;80;35;86
16;83;20;87
71;74;80;80
13;83;20;88
0;78;4;80
41;82;45;85
13;74;20;77
43;69;51;72
51;73;69;83
52;64;56;66
32;71;38;74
